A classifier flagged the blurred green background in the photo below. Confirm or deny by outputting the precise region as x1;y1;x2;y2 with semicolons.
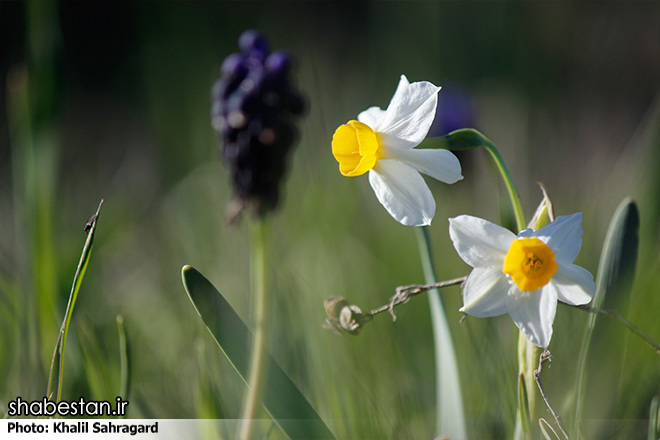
1;1;659;438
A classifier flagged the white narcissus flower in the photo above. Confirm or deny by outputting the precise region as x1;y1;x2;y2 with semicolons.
448;213;596;348
331;75;463;226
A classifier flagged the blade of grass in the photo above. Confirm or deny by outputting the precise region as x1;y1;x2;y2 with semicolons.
46;199;104;404
539;418;562;440
648;395;660;440
77;321;114;401
415;226;466;439
573;198;639;438
181;265;336;440
195;342;225;439
116;314;131;413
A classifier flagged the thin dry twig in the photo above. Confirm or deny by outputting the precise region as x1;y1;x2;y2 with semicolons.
323;276;467;335
534;349;570;440
369;276;467;322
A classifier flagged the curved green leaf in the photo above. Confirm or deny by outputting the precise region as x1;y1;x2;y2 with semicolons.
596;199;640;310
416;227;466;440
181;265;336;440
573;198;639;438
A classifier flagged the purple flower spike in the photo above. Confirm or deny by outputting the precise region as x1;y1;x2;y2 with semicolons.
212;30;306;220
238;30;270;59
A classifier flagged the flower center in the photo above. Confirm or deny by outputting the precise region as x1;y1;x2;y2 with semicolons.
331;120;382;176
502;237;558;292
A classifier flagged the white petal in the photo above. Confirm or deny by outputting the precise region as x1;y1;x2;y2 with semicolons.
449;215;516;268
533;213;583;264
551;262;596;305
358;106;387;129
460;266;512;318
383;146;463;184
507;287;558;348
377;76;441;148
368;160;435;226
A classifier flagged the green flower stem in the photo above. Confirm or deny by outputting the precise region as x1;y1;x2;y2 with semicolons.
239;216;270;440
517;332;540;440
480;138;535;438
422;129;530;436
483;142;526;233
420;129;526;232
415;226;466;440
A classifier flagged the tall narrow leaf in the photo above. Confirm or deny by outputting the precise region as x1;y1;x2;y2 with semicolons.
116;314;131;413
648;395;660;440
416;227;466;440
539;418;562;440
573;198;639;438
46;199;104;403
181;265;335;440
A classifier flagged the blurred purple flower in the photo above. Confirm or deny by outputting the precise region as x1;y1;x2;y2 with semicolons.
428;84;476;137
212;30;305;219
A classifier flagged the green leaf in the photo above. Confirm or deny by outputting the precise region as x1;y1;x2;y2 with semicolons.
573;198;640;438
181;265;336;440
596;198;640;310
416;227;466;440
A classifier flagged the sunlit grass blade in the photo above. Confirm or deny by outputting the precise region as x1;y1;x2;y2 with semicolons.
46;199;104;405
7;64;59;375
181;265;336;440
78;321;114;401
648;395;660;440
573;198;639;438
416;227;466;440
194;342;226;439
539;418;562;440
116;314;131;413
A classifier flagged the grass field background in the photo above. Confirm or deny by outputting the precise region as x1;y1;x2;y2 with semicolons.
1;2;659;438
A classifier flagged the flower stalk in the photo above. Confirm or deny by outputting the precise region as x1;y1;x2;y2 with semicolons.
212;30;305;436
484;140;534;439
483;141;526;232
419;129;525;232
426;129;553;438
239;216;270;440
517;331;540;439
